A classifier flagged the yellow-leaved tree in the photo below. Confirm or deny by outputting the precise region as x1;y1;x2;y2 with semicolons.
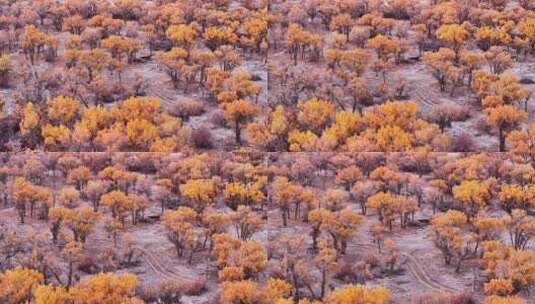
20;102;40;136
161;206;198;261
325;284;390;304
0;267;43;304
33;284;69;304
453;180;491;221
436;24;469;61
181;178;217;213
486;105;527;152
67;272;142;304
223;99;259;145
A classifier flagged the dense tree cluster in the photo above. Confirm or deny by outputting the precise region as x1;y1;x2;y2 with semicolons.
0;152;533;303
0;0;267;152
268;0;535;152
0;0;534;152
0;0;534;303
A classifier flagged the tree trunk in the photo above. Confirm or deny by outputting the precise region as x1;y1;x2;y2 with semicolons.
235;121;241;145
291;266;300;302
320;268;327;299
499;127;506;152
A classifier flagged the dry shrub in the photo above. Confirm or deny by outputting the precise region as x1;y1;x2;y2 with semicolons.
411;291;454;304
209;109;226;127
250;73;262;81
182;278;207;296
520;77;534;84
452;133;474;152
475;117;492;134
206;295;221;304
452;107;471;121
428;103;471;129
170;99;205;119
157;278;183;304
192;127;213;149
137;284;159;302
111;82;128;101
411;291;475;304
137;279;182;304
449;292;475;304
363;253;380;268
334;263;357;282
80;246;120;273
176;126;193;148
265;262;286;279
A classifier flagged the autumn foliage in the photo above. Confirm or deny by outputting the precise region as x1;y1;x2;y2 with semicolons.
1;0;535;303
